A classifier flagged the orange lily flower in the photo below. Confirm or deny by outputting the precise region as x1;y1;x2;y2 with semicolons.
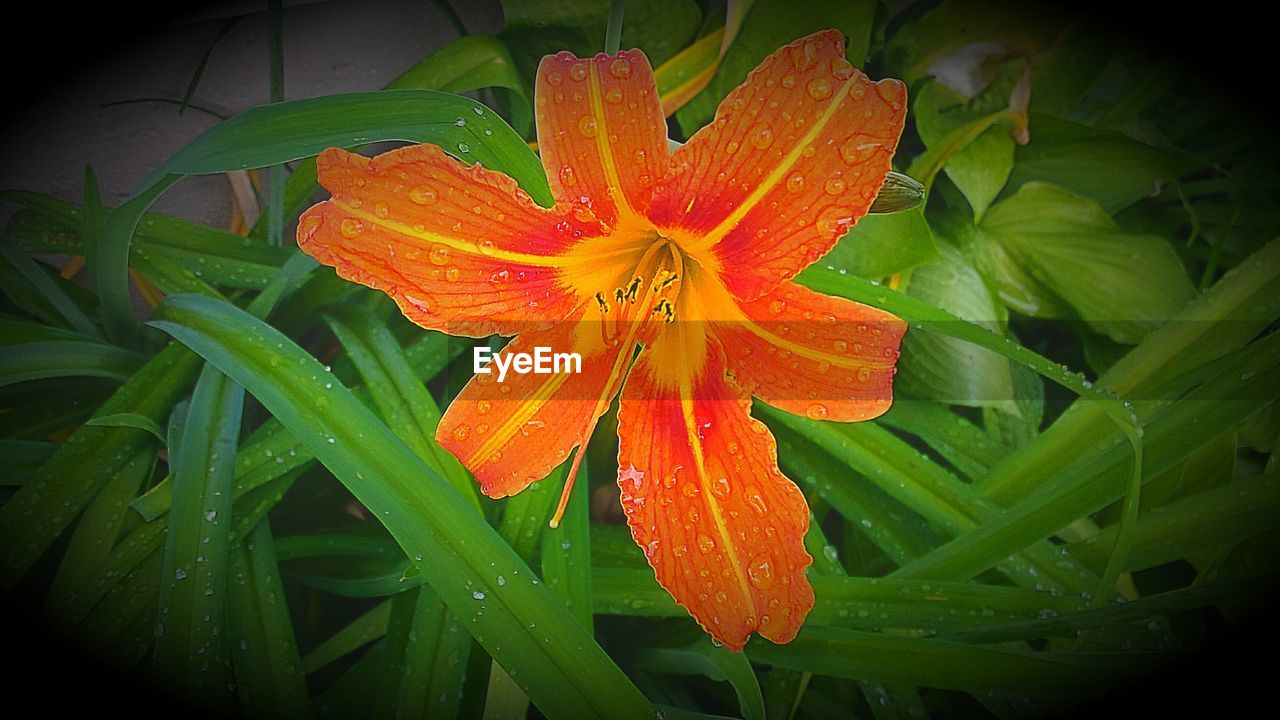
297;29;908;650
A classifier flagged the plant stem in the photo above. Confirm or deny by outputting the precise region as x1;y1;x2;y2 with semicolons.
605;0;626;54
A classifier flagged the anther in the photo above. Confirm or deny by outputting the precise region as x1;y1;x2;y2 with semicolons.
595;292;610;314
624;277;642;302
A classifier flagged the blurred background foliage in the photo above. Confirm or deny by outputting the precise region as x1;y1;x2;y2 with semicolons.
2;0;1279;718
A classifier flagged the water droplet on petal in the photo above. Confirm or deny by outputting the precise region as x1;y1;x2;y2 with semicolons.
340;218;363;238
697;534;716;553
569;63;588;82
816;206;854;235
748;557;775;588
610;59;632;78
712;477;730;499
825;177;846;195
453;425;470;441
578;116;598;138
751;126;774;149
806;403;829;420
546;72;563;87
429;245;451;266
786;174;805;192
605;87;623;104
410;185;438;205
445;266;461;283
559;165;578;187
374;202;389;218
781;75;796;89
806;77;833;101
830;58;854;79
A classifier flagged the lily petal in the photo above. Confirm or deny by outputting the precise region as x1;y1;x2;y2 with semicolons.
647;30;907;300
437;307;628;498
536;49;671;226
299;145;594;337
617;325;814;650
712;281;906;422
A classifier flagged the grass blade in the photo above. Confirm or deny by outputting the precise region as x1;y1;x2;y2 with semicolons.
149;293;652;720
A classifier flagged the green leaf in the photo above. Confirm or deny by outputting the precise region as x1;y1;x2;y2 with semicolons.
154;363;245;708
540;464;594;630
896;333;1280;583
227;520;312;719
1007;113;1186;213
0;343;203;586
325;307;477;509
500;0;701;91
0;340;146;388
388;35;532;130
884;0;1066;84
0;240;101;340
897;241;1017;408
749;626;1126;693
636;642;766;720
84;412;167;442
913;61;1024;220
675;0;877;135
811;207;938;279
142;91;548;203
149;294;651;720
979;182;1195;343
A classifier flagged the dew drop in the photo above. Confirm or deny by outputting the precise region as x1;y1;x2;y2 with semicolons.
610;59;632;78
856;366;872;383
786;173;805;192
546;72;563;87
374;202;390;218
477;400;492;415
747;557;775;588
410;185;438;205
578;115;598;138
697;534;716;553
712;477;731;499
429;245;450;266
830;58;854;80
824;177;847;195
805;403;829;420
747;492;768;515
781;75;796;89
559;165;578;186
478;240;497;255
605;87;623;104
339;218;363;238
806;77;833;101
569;63;588;82
453;425;470;441
751;126;774;150
445;267;462;283
725;140;740;155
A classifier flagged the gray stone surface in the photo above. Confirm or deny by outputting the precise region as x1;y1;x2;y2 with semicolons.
1;0;502;227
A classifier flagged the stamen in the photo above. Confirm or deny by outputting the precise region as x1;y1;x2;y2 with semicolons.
594;292;610;314
624;277;642;302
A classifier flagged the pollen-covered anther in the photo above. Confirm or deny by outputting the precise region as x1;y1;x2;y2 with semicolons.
653;298;676;323
624;277;642;303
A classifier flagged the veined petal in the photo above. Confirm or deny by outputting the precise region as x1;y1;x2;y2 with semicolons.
437;307;629;498
536;49;671;226
647;30;907;300
299;145;595;337
617;325;814;650
712;281;906;422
